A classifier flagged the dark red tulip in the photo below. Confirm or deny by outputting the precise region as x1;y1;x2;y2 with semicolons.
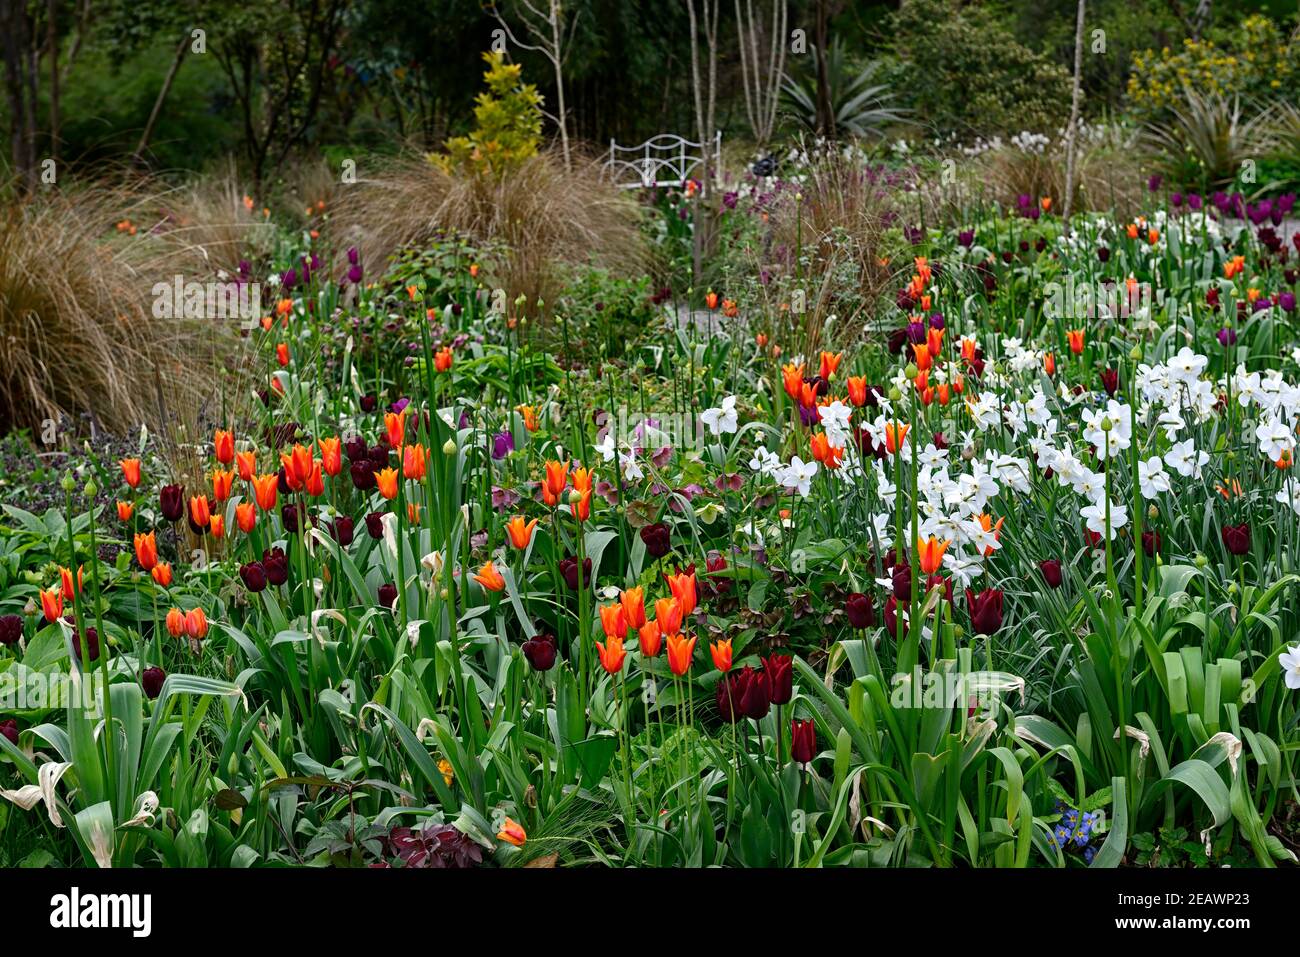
739;665;770;719
1142;530;1162;557
378;583;398;608
844;592;875;629
1038;559;1063;589
764;653;793;705
159;484;185;522
883;595;905;636
640;523;671;559
360;394;377;413
0;719;17;746
332;516;355;547
0;614;21;646
239;561;268;592
966;588;1004;636
925;574;953;604
559;556;591;591
142;666;166;700
717;670;745;722
350;460;376;491
262;547;289;586
891;561;912;602
365;511;385;539
344;436;368;461
1100;368;1119;395
1222;523;1250;556
790;718;816;764
521;632;557;671
281;504;302;532
73;626;100;663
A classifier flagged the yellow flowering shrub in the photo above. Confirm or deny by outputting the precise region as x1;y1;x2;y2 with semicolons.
433;51;544;176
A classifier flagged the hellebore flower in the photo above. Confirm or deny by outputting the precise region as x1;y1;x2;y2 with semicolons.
640;522;672;558
521;632;557;671
142;666;166;700
1221;522;1251;556
790;719;816;764
966;588;1004;636
845;592;876;629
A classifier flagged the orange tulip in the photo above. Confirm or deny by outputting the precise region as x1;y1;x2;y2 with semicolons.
434;347;453;373
189;495;211;529
1044;352;1056;376
252;474;279;511
810;432;842;469
473;560;506;592
847;376;868;407
704;290;719;310
912;342;933;372
936;383;951;406
655;597;683;636
818;351;842;380
407;502;421;524
1126;223;1139;240
496;817;526;847
40;588;63;623
1040;196;1052;211
505;515;538;549
781;363;805;400
375;468;399;500
710;638;733;673
210;514;225;538
885;421;910;455
287;444;314;487
59;565;84;599
305;463;325;497
599;603;628;640
571;467;593;494
212;470;234;502
516;404;540;432
926;327;944;357
152;563;173;587
573;487;592;522
1067;329;1085;355
134;531;158;571
236;502;257;533
120;458;142;488
165;607;186;637
595;634;626;674
666;570;697;617
385;410;407;449
236;450;257;481
319;437;342;477
916;536;951;575
543;460;570;506
976;513;1004;557
403;443;428;480
638;620;663;657
619;587;646;629
116;501;134;522
214;429;235;464
276;342;290;366
960;337;978;363
185;607;208;639
1147;228;1159;245
666;632;698;676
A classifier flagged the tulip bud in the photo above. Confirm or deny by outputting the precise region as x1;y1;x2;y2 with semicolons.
1129;346;1142;361
83;478;98;499
888;386;902;402
442;439;457;455
567;488;581;505
61;471;77;493
1193;552;1208;568
904;362;918;379
1148;505;1159;520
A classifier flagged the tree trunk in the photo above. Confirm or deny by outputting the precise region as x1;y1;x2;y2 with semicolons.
47;0;59;167
549;0;570;171
813;0;834;140
132;33;190;167
0;0;33;189
1062;0;1086;219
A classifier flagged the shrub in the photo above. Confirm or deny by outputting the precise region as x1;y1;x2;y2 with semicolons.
435;50;545;176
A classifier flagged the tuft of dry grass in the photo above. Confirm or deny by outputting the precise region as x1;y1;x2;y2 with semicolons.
327;148;648;310
0;176;269;444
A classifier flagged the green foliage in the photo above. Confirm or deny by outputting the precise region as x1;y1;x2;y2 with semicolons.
436;51;544;176
886;0;1072;137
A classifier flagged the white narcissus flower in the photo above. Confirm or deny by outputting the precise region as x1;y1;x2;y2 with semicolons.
1280;645;1300;690
593;431;617;462
700;395;739;436
1080;499;1127;538
780;456;818;497
1138;456;1170;499
1255;418;1295;462
749;446;781;476
1164;438;1207;478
